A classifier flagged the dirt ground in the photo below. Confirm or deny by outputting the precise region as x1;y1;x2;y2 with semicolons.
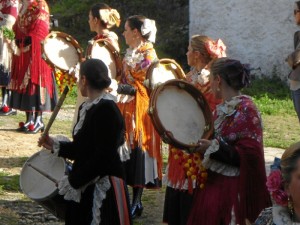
0;110;165;225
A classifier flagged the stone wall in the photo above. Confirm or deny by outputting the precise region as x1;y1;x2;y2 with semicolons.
190;0;297;78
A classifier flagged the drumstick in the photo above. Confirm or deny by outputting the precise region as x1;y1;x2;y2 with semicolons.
27;163;58;185
39;86;69;145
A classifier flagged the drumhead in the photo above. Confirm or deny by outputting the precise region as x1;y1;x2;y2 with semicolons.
149;80;213;152
145;58;186;92
42;31;83;72
20;149;66;201
87;39;121;80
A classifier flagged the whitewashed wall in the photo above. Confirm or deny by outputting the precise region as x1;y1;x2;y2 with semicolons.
190;0;298;79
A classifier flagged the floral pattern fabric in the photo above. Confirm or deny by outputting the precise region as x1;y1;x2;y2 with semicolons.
187;95;271;225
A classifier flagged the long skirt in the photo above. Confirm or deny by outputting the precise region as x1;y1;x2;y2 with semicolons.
9;78;57;112
163;186;194;225
65;177;131;225
124;147;161;188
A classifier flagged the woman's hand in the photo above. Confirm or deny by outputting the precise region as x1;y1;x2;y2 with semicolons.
194;139;212;154
38;134;54;151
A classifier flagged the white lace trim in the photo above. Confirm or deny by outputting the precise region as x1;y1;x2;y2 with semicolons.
197;68;210;85
118;141;131;162
272;204;298;225
214;96;244;130
73;91;106;135
124;43;146;68
202;139;240;176
91;176;111;225
58;175;81;203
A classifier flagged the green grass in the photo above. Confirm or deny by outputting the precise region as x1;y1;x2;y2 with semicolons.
0;172;20;193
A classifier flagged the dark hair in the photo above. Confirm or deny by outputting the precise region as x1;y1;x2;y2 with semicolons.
210;58;250;90
296;1;300;10
80;59;111;90
126;15;150;41
90;3;110;28
281;142;300;185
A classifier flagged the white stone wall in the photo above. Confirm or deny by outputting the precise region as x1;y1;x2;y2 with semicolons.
190;0;298;79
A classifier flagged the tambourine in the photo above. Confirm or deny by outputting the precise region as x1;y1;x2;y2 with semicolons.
41;31;83;72
148;79;213;153
144;58;186;93
86;39;122;80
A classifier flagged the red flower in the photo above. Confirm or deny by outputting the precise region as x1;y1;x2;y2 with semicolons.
2;105;9;113
266;170;288;206
272;189;288;206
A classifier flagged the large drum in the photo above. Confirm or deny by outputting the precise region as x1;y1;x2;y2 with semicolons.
86;39;122;80
144;58;186;93
20;149;69;220
41;31;83;72
148;80;213;153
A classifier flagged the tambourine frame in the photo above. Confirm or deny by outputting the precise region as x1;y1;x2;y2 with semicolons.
144;58;186;94
86;38;122;80
148;79;213;153
41;31;83;72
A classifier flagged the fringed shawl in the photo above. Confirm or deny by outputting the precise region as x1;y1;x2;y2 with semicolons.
118;42;162;179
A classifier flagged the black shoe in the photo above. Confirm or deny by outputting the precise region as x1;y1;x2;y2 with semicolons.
0;109;17;116
131;203;143;219
25;122;45;134
16;122;30;132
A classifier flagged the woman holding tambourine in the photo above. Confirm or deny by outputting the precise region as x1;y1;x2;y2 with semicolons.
71;3;121;129
117;15;162;219
162;35;226;225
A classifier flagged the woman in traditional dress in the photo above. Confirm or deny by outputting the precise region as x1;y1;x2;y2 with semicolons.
39;58;131;225
163;35;226;225
0;0;18;116
9;0;57;133
255;142;300;225
186;58;271;225
72;3;121;128
117;15;162;218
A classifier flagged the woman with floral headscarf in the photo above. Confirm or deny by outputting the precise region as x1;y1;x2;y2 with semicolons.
186;58;271;225
163;35;226;225
255;142;300;225
72;3;121;128
117;15;162;219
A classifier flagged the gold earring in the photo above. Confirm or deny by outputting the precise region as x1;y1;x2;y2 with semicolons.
288;196;294;219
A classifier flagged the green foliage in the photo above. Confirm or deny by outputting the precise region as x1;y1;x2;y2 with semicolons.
243;76;294;115
0;27;15;40
48;0;189;68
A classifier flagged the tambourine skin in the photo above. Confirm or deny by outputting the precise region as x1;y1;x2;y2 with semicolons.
86;39;122;80
144;58;186;94
41;31;83;72
148;79;213;153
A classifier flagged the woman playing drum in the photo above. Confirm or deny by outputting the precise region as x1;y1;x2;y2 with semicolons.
117;15;162;219
8;0;57;133
39;58;131;225
163;35;226;225
72;3;121;128
186;58;271;225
